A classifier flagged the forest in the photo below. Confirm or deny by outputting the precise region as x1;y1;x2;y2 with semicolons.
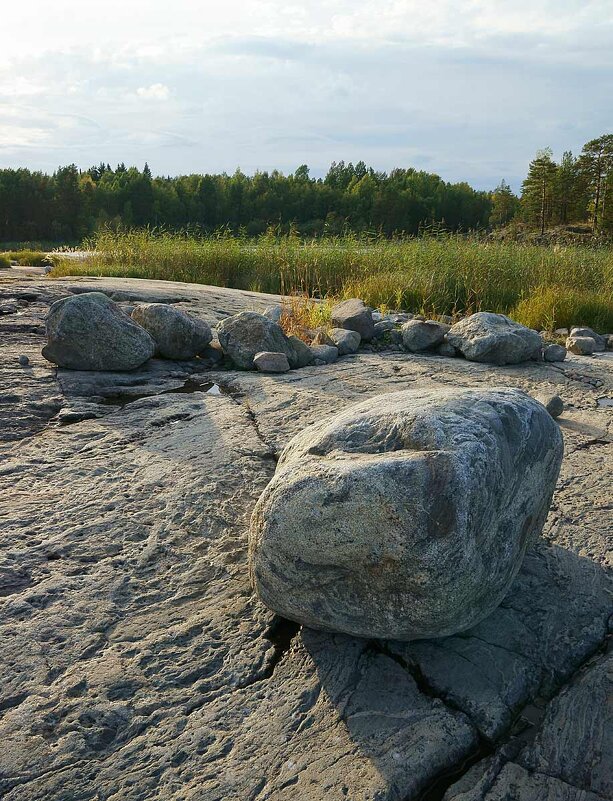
0;134;611;243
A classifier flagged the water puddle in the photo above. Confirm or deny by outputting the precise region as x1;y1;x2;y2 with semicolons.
100;378;240;408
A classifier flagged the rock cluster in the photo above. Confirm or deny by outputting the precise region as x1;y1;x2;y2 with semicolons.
250;387;564;640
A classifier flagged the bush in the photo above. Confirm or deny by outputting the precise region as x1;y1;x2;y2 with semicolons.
513;286;613;332
6;250;49;266
0;253;11;268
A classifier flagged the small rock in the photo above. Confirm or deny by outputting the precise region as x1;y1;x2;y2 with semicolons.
287;336;314;367
566;336;596;356
371;311;384;322
543;343;567;362
373;320;395;338
310;344;338;365
402;320;449;352
536;394;564;419
217;311;298;370
253;351;291;373
131;303;212;360
390;313;413;323
436;342;457;358
0;302;18;314
607;334;613;351
438;314;453;325
199;343;224;366
553;327;569;338
330;299;374;341
311;329;336;347
18;355;30;366
329;328;361;355
570;327;606;351
263;305;283;323
42;292;155;371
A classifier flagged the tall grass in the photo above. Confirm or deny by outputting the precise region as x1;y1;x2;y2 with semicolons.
49;228;613;331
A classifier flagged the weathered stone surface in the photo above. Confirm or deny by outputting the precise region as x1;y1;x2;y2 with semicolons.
217;311;297;369
544;343;567;362
250;387;563;640
330;298;374;341
310;343;338;364
447;313;542;365
42;292;155;371
1;274;612;801
131;302;212;359
253;351;291;373
570;326;606;351
263;303;283;322
437;341;457;357
566;335;596;355
287;335;314;367
544;394;564;418
402;319;449;351
329;327;361;355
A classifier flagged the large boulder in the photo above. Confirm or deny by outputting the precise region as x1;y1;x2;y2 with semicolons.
250;387;563;641
570;326;606;351
131;303;212;360
566;336;596;356
330;298;375;341
42;292;155;371
217;312;297;370
402;320;449;351
446;313;542;365
329;327;361;355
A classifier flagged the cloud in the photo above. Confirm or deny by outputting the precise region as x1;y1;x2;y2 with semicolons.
136;83;171;101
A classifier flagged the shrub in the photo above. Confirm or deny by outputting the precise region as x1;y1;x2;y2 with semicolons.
0;254;11;269
7;250;49;266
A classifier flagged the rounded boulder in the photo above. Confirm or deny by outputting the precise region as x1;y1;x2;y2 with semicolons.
249;387;563;641
131;303;212;360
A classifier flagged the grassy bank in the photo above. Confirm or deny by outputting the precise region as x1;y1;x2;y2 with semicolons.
49;229;613;331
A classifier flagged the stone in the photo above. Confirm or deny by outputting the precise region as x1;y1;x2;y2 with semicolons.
217;311;297;370
554;327;569;337
287;335;314;367
249;387;563;640
329;327;361;355
17;355;29;366
131;303;212;360
372;320;395;340
570;326;606;351
543;343;567;362
262;304;283;323
311;329;336;347
253;351;290;373
540;394;564;418
436;342;457;358
402;319;450;351
607;334;613;350
42;291;155;371
0;302;18;314
310;344;338;364
447;313;542;365
330;298;374;341
566;336;596;356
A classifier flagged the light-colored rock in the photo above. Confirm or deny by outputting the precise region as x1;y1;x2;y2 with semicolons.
570;326;606;351
566;336;596;356
447;313;542;365
330;298;374;341
310;343;339;364
217;311;297;370
329;327;361;355
311;328;336;347
131;302;212;360
544;343;567;362
42;291;155;371
402;319;450;351
262;304;283;323
253;351;290;373
539;394;564;418
250;387;563;640
554;327;570;337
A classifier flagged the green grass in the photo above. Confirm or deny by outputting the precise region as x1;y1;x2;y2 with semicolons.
48;228;613;331
3;250;50;266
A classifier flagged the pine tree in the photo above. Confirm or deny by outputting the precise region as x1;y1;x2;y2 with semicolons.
521;148;558;234
577;134;613;233
489;180;519;228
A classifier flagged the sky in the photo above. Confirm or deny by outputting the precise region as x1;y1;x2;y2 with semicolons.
1;0;611;191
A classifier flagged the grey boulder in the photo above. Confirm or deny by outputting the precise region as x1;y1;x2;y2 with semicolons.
253;351;290;373
310;344;339;364
447;313;542;365
250;387;563;641
329;327;361;355
217;311;297;370
402;319;450;351
330;298;375;341
570;326;606;351
543;343;567;362
566;336;596;356
131;303;212;360
42;292;155;371
287;335;314;367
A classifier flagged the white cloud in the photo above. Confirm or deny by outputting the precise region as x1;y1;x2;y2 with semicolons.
136;83;171;101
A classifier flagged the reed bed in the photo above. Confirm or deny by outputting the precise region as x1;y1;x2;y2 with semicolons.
49;229;613;331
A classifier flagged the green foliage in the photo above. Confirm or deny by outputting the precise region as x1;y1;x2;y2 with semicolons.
5;250;49;266
0;254;11;268
49;229;613;331
513;285;613;332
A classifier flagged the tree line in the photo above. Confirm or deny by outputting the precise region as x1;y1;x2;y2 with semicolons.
0;134;611;243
